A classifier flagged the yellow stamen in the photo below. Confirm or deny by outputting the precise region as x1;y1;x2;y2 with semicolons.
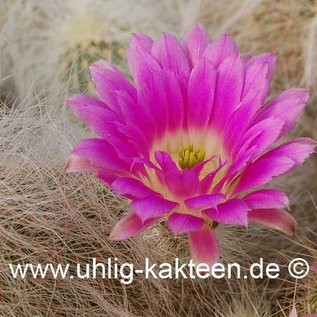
177;143;206;169
178;145;184;158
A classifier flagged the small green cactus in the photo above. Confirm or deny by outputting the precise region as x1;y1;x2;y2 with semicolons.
60;40;127;93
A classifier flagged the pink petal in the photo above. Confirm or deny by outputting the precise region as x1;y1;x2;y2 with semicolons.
138;72;169;138
222;146;259;187
109;212;156;240
70;138;129;172
127;32;161;85
242;189;289;209
129;32;153;52
264;138;316;166
246;53;276;80
242;53;276;102
233;156;295;194
155;151;179;173
116;90;156;145
311;263;317;273
232;117;285;159
188;225;220;266
131;157;159;171
185;193;225;209
154;153;202;198
203;199;249;227
162;70;185;132
167;213;204;235
248;208;296;235
152;32;190;79
97;169;119;185
223;89;262;152
198;158;227;194
209;55;244;129
289;306;298;317
131;196;178;222
164;168;200;198
68;94;119;132
89;60;136;112
111;177;158;199
234;137;315;193
204;34;238;67
114;122;151;158
183;24;209;66
66;154;98;173
106;135;139;166
188;58;216;129
255;88;309;137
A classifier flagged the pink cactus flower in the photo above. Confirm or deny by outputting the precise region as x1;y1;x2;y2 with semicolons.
312;263;317;273
66;24;316;266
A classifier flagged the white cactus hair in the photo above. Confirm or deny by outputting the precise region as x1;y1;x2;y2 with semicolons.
1;0;162;100
1;0;317;316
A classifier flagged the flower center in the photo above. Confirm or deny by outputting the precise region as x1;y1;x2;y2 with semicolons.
177;143;206;169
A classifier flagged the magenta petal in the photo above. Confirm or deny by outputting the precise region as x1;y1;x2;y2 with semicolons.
242;53;276;102
242;189;289;209
138;72;169;138
209;55;244;129
127;33;161;85
130;32;153;52
188;225;220;266
184;24;209;66
185;193;225;209
223;89;262;152
235;137;316;193
116;90;155;141
234;156;295;194
164;168;200;198
155;151;179;172
233;117;285;159
168;213;204;235
203;199;249;227
245;53;276;80
90;60;136;111
109;212;156;240
204;34;238;67
111;177;158;199
163;70;185;131
68;94;119;137
97;169;118;185
248;208;296;235
188;58;216;129
152;32;190;79
198;159;227;194
131;196;178;222
131;157;159;171
255;88;309;137
223;147;259;185
263;138;316;166
114;122;151;158
71;138;129;171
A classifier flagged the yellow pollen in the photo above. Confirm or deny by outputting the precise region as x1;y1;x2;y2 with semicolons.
178;143;206;169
